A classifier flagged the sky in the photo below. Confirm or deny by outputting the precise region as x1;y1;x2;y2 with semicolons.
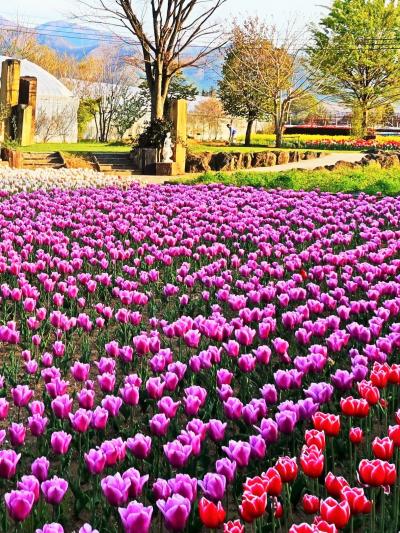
1;0;327;28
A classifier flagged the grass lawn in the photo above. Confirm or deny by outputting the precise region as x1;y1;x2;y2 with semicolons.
20;142;131;153
181;163;400;195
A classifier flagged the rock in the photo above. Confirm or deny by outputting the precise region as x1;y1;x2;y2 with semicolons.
289;151;300;163
210;152;237;171
332;160;359;170
303;151;317;160
241;153;253;169
252;151;277;167
273;151;290;165
185;152;211;173
378;154;399;168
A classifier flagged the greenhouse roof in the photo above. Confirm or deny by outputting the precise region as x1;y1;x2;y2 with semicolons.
0;56;74;99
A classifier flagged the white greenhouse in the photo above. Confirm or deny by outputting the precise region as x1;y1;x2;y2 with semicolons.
0;56;79;143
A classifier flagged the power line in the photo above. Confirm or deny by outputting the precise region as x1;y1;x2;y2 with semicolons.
0;22;226;51
2;22;400;54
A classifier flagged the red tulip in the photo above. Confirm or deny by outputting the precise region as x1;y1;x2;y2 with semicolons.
358;381;380;405
340;486;372;515
224;520;244;533
324;472;349;498
320;497;350;529
388;364;400;385
372;437;394;460
305;429;326;450
388;425;400;447
261;468;282;496
358;459;396;486
312;412;340;437
370;366;389;389
313;516;339;532
340;397;369;417
239;491;267;522
300;445;324;478
198;497;226;529
275;456;298;483
242;476;266;496
274;500;283;519
302;494;320;514
349;427;363;444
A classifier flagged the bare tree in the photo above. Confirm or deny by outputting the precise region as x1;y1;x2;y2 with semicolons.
80;0;226;120
36;107;76;143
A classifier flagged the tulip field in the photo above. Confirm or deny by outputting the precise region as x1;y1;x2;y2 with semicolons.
0;183;400;533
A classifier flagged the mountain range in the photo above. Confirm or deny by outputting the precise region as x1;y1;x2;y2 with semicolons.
0;17;219;90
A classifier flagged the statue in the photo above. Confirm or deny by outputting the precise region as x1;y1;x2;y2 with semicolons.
162;132;174;163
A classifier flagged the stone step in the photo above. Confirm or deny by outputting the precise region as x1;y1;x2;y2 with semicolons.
22;151;65;170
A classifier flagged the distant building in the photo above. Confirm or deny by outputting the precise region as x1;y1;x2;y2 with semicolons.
0;56;79;143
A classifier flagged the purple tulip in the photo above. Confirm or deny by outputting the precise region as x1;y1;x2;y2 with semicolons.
215;458;237;483
126;434;152;459
5;490;35;521
222;440;251;467
9;423;26;447
207;419;227;442
31;457;50;482
157;494;191;532
0;449;21;479
163;440;192;468
41;476;68;505
36;524;64;533
150;413;170;436
50;431;72;455
122;468;149;498
69;409;92;433
118;501;153;533
153;478;171;500
101;473;130;507
168;474;197;502
84;449;106;475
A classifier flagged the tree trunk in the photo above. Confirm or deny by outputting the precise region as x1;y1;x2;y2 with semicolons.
275;128;283;148
245;119;254;146
361;107;368;137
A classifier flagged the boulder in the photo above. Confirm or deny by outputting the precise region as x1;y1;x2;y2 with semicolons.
241;153;254;169
303;151;317;160
210;152;237;171
332;160;360;170
252;151;277;167
378;153;400;168
185;152;212;173
289;151;300;163
273;151;290;165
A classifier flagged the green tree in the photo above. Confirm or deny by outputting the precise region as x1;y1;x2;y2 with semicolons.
77;98;99;140
112;91;147;140
308;0;400;136
218;18;271;146
139;72;198;116
289;93;327;124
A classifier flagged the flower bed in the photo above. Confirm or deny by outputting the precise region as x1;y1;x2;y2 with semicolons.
0;184;398;532
297;138;400;151
0;168;138;193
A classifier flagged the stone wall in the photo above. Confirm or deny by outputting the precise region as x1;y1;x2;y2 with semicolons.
186;150;324;173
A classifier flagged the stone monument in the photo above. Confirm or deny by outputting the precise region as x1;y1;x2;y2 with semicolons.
155;98;187;176
0;59;37;146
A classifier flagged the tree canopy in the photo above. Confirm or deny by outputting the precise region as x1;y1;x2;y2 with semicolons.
308;0;400;134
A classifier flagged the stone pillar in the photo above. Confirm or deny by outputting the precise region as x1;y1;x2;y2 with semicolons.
169;99;187;174
19;77;37;143
0;59;21;139
15;105;33;146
